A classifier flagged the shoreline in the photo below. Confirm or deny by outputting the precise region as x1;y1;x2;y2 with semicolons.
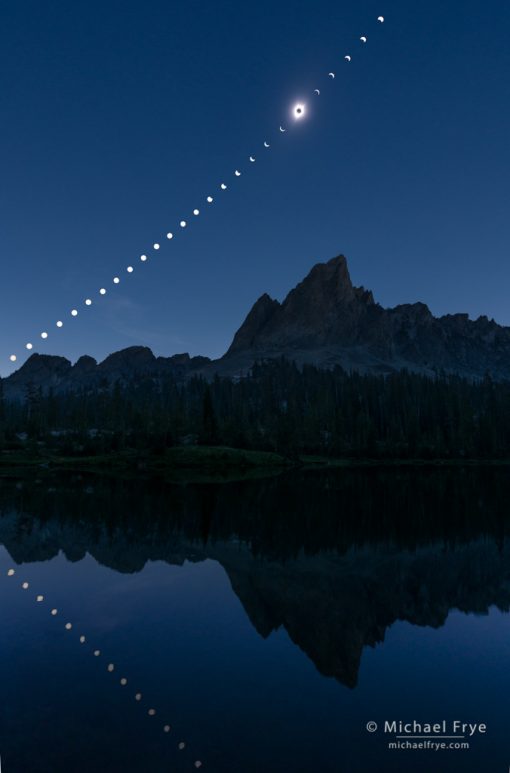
1;446;510;481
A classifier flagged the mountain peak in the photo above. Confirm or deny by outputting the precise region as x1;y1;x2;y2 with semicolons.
217;253;510;379
99;346;156;373
226;293;280;354
281;255;358;315
301;254;353;293
5;253;510;396
14;353;71;380
226;255;375;355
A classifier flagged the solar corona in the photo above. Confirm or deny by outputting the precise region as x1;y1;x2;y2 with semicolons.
6;15;386;366
2;13;391;770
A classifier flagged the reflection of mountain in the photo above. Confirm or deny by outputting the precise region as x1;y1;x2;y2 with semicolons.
213;539;510;687
1;468;510;687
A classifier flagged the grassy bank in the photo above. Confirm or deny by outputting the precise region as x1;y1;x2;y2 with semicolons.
0;445;292;481
300;455;510;468
2;446;510;481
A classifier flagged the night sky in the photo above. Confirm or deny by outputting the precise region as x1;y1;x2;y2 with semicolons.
1;0;509;374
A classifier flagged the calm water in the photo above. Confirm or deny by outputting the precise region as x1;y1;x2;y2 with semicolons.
0;467;509;772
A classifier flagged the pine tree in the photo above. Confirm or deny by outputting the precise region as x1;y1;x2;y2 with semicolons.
200;386;218;445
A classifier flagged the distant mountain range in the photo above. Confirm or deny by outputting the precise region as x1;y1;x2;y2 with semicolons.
3;254;510;400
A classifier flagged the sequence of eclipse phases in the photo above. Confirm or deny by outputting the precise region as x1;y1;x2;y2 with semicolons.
7;15;385;365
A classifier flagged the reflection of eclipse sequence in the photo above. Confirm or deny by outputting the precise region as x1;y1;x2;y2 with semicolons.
5;565;203;769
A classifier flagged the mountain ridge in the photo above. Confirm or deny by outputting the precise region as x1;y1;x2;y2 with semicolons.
216;254;509;379
3;254;510;399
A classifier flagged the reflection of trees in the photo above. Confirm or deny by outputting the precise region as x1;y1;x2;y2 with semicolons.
1;467;510;687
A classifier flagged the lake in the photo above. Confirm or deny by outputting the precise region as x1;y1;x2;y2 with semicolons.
0;466;508;772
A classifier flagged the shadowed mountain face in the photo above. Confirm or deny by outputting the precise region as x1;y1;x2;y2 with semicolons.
1;467;509;688
220;255;510;378
226;256;376;353
1;347;210;400
3;255;510;399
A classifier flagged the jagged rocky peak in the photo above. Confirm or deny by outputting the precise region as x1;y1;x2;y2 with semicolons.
218;253;510;380
1;345;207;400
226;255;377;354
5;251;510;394
279;254;375;323
286;254;356;306
227;293;281;353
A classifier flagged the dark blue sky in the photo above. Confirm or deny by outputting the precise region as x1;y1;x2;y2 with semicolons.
1;0;509;373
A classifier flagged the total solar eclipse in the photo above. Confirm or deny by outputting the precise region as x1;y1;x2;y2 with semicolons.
6;15;386;364
293;103;306;119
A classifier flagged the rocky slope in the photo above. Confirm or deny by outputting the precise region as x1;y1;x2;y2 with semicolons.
3;253;510;399
215;255;510;379
1;347;209;400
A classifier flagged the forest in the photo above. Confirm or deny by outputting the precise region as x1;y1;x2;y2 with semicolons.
1;358;509;459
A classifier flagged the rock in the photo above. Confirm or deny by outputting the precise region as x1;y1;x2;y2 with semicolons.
4;253;510;398
1;346;210;400
218;255;510;379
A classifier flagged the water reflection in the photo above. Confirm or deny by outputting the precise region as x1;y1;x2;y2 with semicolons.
0;466;509;771
2;468;510;688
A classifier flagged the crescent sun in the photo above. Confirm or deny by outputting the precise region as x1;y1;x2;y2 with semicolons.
360;36;367;43
377;16;384;22
264;141;270;148
314;88;320;95
345;55;351;62
249;156;256;162
279;126;286;133
328;72;335;78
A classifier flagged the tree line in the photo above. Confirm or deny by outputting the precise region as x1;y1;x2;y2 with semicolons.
1;358;509;459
